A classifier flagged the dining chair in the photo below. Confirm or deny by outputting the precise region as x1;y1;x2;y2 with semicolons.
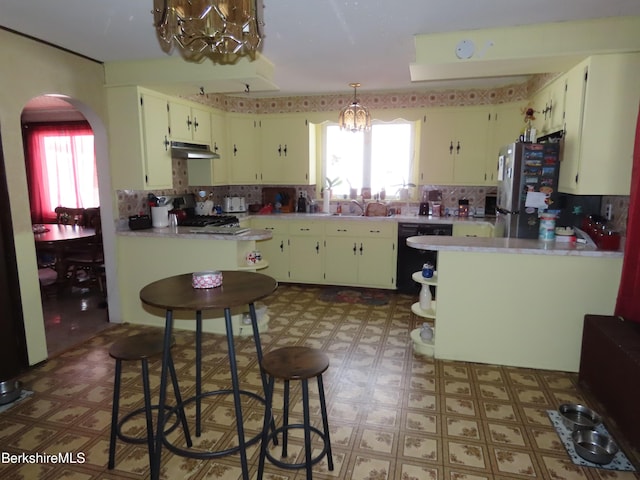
55;206;86;225
66;208;106;293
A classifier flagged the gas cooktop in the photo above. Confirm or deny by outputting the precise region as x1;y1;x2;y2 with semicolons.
180;215;239;227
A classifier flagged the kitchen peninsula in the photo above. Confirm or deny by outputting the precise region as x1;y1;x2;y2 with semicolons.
407;235;623;372
116;226;271;334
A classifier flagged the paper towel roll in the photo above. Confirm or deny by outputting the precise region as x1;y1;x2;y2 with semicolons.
151;206;169;228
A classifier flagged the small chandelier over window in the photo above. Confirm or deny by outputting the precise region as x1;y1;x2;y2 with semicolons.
339;83;371;132
153;0;263;58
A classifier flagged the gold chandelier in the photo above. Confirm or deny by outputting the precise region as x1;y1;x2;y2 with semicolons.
338;83;371;132
153;0;263;58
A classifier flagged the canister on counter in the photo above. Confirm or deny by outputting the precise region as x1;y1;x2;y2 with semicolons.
538;212;557;241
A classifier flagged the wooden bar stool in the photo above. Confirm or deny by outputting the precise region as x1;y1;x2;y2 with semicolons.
108;332;192;476
258;346;334;479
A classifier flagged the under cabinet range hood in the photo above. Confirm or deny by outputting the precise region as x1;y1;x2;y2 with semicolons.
170;141;219;159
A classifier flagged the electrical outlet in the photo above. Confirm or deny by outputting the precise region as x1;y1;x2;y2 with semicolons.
605;203;613;221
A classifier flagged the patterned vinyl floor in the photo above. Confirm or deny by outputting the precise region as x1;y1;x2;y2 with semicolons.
1;283;638;480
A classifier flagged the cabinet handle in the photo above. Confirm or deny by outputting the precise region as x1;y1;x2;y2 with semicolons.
278;144;282;156
233;144;238;156
449;141;454;154
352;242;357;254
283;144;288;156
193;118;199;130
359;243;363;255
279;240;284;251
315;241;320;254
187;116;192;129
369;229;381;233
163;135;170;151
456;141;460;154
213;142;219;153
300;228;310;231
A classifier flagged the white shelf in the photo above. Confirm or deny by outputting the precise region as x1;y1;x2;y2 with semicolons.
412;271;438;286
410;328;434;357
237;259;269;271
411;301;436;319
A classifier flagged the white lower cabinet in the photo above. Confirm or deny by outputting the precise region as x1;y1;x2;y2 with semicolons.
252;218;289;281
288;221;324;283
252;218;397;289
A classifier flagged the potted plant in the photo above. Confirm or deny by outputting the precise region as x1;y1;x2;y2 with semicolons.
323;177;342;213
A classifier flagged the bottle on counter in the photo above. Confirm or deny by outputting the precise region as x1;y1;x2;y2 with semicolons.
297;192;307;213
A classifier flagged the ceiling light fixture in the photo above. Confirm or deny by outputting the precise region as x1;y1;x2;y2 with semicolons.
338;83;371;132
153;0;263;58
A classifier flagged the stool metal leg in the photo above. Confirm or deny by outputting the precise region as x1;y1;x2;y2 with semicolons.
224;306;250;480
108;359;122;469
302;379;312;479
282;379;290;458
168;353;192;447
195;309;203;437
250;302;279;444
141;358;156;476
152;310;174;480
257;375;275;480
318;375;334;471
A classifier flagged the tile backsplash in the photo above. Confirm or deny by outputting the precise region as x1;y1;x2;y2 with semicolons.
117;159;629;234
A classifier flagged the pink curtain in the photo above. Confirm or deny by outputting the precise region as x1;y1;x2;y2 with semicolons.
615;105;640;322
24;122;97;224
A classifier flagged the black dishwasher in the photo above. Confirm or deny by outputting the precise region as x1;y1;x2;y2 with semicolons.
396;223;452;294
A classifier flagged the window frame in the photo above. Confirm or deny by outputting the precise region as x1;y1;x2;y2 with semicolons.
321;118;419;200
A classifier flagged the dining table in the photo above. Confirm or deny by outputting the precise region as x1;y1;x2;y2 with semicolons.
139;270;278;480
33;224;96;283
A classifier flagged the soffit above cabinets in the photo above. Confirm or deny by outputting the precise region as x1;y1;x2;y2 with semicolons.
104;53;279;97
410;16;640;83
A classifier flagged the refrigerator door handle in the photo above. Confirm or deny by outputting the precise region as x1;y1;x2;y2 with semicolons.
497;206;519;215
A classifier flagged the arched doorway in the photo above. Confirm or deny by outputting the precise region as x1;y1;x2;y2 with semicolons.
21;95;112;356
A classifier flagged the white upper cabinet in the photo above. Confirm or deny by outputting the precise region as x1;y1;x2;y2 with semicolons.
559;53;640;195
227;113;261;184
106;86;172;190
168;100;212;145
260;115;315;185
419;107;491;185
531;76;567;136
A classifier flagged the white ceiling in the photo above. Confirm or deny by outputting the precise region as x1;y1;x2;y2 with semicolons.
3;0;640;97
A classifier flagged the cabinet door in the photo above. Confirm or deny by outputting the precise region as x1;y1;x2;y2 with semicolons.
453;108;490;185
324;237;358;284
168;101;192;141
558;62;587;192
186;109;228;186
288;236;323;283
140;93;172;189
191;106;211;144
261;116;312;185
358;238;396;288
258;234;289;281
228;114;261;184
419;110;456;184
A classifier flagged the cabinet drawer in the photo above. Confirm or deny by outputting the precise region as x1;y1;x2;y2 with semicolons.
251;218;289;234
351;221;396;237
288;221;323;236
324;221;358;236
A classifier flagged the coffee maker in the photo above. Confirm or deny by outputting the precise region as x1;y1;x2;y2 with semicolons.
419;191;429;216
